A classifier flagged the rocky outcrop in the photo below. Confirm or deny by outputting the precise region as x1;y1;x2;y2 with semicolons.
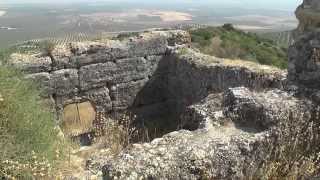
295;0;320;37
289;0;320;94
101;87;319;179
288;30;320;89
164;50;285;121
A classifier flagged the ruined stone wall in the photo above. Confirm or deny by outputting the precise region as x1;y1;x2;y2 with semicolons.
133;50;286;129
10;31;183;136
10;30;286;137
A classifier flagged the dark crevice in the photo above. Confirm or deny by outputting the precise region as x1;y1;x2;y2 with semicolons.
48;54;57;72
128;55;199;139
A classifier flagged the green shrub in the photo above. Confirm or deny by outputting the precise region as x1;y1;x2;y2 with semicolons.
0;65;64;179
113;32;140;41
222;23;235;31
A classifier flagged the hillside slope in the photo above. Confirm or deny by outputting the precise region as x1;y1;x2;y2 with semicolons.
189;25;288;69
259;30;293;48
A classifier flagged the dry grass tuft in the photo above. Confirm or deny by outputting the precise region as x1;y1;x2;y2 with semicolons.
92;112;150;155
248;111;320;179
82;111;156;156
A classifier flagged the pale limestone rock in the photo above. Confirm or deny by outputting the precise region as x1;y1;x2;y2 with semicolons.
10;53;51;73
101;87;318;179
50;69;79;96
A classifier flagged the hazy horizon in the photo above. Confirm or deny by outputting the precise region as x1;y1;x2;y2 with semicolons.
1;0;302;11
0;0;302;48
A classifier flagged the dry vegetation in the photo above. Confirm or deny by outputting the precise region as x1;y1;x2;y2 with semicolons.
92;112;151;154
250;111;320;179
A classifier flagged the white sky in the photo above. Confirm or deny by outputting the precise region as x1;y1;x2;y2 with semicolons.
0;0;303;11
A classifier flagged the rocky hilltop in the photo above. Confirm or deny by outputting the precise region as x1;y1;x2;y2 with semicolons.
10;30;285;138
9;0;320;179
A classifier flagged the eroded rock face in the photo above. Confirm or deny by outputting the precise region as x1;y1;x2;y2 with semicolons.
289;0;320;91
288;31;320;89
295;0;320;37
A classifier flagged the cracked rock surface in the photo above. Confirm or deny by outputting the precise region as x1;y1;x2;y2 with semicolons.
100;86;319;179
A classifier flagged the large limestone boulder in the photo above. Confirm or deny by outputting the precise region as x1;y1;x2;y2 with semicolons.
100;87;318;179
10;53;52;73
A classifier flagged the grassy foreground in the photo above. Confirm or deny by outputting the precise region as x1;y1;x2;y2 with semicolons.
0;61;65;178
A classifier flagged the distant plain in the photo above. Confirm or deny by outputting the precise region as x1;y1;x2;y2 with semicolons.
0;2;298;48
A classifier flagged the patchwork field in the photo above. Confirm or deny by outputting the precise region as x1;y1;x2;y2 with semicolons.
224;14;297;31
78;10;192;24
144;11;192;22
